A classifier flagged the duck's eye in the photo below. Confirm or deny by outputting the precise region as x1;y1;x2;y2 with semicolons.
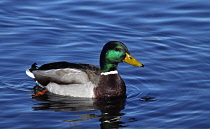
114;48;121;51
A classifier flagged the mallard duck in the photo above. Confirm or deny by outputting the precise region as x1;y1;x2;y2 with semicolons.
26;41;144;98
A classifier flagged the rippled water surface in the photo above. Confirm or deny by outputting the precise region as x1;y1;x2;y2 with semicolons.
1;1;210;129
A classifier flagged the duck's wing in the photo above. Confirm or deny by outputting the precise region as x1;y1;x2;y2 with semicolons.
26;62;100;86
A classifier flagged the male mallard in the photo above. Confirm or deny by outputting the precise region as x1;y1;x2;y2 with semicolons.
26;41;144;98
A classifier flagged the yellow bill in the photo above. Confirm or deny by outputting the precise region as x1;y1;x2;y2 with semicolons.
123;53;144;67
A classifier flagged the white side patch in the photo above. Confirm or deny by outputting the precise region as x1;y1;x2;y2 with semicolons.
46;82;95;98
101;70;118;75
26;69;35;78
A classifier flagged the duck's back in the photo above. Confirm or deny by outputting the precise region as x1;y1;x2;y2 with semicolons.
30;62;100;85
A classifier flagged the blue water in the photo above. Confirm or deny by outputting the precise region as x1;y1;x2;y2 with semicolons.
0;0;210;128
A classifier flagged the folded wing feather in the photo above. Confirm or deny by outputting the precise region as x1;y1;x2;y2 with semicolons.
33;68;93;86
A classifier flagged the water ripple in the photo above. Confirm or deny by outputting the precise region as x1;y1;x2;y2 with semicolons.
0;0;210;128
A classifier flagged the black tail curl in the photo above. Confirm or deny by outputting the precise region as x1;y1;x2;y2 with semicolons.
30;63;38;72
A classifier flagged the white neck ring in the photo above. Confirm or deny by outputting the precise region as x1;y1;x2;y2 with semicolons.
101;70;118;75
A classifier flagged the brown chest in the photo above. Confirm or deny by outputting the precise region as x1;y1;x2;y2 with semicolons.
94;74;126;98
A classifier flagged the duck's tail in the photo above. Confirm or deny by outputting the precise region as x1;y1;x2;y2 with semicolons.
26;63;38;78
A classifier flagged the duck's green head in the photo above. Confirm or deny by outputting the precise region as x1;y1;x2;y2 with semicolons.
100;41;144;72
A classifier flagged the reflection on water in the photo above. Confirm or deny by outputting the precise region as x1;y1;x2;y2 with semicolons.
32;87;126;129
